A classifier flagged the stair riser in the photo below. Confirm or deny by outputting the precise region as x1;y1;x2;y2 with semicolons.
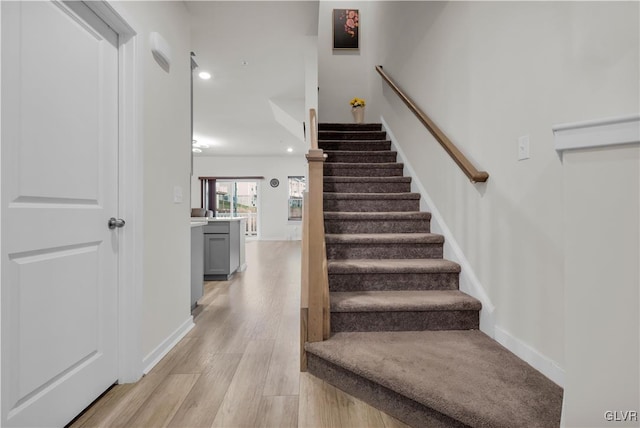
319;141;391;151
318;123;382;131
331;311;479;332
324;199;420;212
324;165;404;177
324;220;430;234
306;354;465;428
325;153;397;163
329;273;459;292
318;131;387;140
324;182;411;193
326;244;443;260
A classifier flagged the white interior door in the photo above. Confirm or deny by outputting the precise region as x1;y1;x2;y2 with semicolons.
1;1;120;426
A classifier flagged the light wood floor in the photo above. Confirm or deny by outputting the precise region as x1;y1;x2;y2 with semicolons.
70;241;409;428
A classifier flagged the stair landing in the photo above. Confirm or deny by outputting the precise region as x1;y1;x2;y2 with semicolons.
306;330;563;428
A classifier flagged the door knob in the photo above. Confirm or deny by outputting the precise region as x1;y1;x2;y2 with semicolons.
108;217;126;229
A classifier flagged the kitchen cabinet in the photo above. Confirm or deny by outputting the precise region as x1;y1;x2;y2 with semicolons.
203;219;244;280
190;223;205;308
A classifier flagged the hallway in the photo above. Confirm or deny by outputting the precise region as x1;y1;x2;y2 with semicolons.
70;241;408;428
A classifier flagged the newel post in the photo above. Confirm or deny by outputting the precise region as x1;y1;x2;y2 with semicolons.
306;148;326;343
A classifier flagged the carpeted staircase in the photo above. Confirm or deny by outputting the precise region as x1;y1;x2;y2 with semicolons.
305;123;563;427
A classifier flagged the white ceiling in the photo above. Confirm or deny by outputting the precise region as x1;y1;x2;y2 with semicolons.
187;1;319;157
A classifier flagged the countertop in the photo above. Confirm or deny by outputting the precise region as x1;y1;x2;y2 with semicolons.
191;217;245;223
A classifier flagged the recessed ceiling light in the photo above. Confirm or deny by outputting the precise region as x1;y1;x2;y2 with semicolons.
192;147;202;153
241;60;248;66
287;147;293;153
192;140;209;149
198;71;211;80
193;134;223;148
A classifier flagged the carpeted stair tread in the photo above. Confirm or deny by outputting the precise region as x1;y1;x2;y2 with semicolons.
319;123;382;131
318;140;392;151
328;258;461;274
325;150;397;155
319;130;387;140
323;192;420;200
324;211;432;234
325;233;445;259
324;163;405;177
324;176;411;184
324;162;403;169
325;233;444;245
324;211;429;221
324;151;398;164
305;330;563;428
331;290;481;312
323;174;411;194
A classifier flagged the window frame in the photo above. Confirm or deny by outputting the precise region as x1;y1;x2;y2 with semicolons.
287;176;306;221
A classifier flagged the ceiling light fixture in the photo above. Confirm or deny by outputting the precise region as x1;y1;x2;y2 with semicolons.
198;71;211;80
192;140;210;149
287;147;293;153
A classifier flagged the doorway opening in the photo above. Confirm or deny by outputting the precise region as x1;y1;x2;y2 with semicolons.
200;177;261;238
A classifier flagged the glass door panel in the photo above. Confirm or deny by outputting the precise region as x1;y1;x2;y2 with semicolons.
235;181;257;236
215;180;258;236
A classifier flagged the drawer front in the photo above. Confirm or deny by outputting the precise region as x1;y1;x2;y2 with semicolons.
204;223;230;234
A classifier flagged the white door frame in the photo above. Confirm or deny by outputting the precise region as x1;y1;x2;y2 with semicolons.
84;0;144;384
0;1;145;404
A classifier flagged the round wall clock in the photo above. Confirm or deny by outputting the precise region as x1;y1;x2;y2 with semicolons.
269;178;280;188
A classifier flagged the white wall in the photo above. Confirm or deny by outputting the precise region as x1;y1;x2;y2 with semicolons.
318;0;640;386
305;35;319;125
192;155;307;240
562;144;639;427
112;1;193;362
318;1;380;123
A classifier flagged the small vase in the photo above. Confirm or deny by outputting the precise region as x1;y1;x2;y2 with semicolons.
352;106;365;124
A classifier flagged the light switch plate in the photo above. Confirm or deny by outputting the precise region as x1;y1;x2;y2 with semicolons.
173;186;183;203
518;135;530;161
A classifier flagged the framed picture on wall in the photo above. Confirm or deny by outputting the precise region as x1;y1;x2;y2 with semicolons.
333;9;359;50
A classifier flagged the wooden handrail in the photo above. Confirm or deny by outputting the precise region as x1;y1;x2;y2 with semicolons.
375;65;489;183
300;108;330;371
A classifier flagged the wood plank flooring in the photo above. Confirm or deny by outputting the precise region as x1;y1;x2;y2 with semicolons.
70;241;409;428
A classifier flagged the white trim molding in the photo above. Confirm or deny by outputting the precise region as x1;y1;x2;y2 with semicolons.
494;326;565;387
142;317;194;374
553;114;640;155
87;0;145;384
380;117;496;337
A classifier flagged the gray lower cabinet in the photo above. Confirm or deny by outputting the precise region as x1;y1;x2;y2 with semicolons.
190;225;204;308
204;221;240;280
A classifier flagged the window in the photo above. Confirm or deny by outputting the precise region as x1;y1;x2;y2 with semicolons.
288;176;305;221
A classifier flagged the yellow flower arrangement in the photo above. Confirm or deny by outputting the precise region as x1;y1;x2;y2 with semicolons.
350;97;366;108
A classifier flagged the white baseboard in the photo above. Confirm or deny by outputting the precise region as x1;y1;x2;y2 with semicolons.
494;326;565;387
142;316;194;374
380;116;496;336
